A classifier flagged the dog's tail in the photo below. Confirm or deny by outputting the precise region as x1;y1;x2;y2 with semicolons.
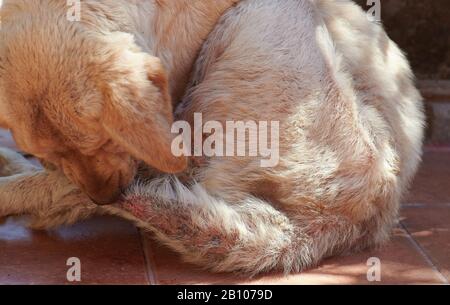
102;175;379;275
18;170;391;275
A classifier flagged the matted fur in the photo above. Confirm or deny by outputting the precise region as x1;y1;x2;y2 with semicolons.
0;0;424;275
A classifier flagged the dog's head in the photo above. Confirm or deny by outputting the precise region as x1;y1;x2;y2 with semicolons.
0;2;187;204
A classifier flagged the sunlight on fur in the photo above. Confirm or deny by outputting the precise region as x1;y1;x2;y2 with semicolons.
0;0;425;275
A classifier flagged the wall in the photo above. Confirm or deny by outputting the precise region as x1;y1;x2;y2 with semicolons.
355;0;450;80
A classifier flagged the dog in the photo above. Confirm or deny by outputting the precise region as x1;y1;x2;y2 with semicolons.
0;0;425;274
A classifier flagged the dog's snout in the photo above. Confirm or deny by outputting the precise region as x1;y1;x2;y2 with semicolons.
59;153;136;205
87;187;123;205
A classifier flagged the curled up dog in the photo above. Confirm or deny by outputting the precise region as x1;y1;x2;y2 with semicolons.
0;0;425;275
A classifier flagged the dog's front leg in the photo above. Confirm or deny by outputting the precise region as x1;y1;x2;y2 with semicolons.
0;148;101;227
0;148;144;229
0;170;94;217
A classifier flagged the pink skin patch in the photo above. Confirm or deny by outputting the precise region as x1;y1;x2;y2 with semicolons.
117;196;149;220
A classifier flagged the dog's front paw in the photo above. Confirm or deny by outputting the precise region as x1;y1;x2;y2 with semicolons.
0;147;37;177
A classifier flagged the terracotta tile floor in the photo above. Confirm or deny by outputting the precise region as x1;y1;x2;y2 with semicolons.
0;129;448;284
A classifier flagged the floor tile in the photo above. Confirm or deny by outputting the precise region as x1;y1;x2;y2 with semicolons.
142;228;446;285
0;129;16;151
405;151;450;205
401;207;450;281
0;216;149;284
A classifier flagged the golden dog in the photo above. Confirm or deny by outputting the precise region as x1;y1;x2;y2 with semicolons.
0;0;425;274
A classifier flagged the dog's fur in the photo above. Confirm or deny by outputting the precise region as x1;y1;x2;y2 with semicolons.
0;0;425;274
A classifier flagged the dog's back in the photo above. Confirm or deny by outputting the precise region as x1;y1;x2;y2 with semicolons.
115;0;425;274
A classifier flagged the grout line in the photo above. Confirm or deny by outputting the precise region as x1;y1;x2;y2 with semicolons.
138;229;158;285
401;202;450;208
402;203;426;208
400;222;449;284
402;202;450;208
423;146;450;153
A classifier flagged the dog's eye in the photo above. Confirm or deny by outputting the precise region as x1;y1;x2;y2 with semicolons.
39;159;58;171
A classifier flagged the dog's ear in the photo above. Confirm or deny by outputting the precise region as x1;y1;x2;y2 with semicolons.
102;45;187;174
0;106;10;129
0;96;11;130
0;117;10;130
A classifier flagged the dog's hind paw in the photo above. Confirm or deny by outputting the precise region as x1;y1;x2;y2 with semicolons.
0;147;38;177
